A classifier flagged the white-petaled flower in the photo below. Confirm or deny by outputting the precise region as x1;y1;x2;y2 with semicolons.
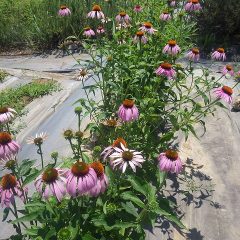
109;143;145;173
0;107;17;124
75;69;91;81
26;132;48;145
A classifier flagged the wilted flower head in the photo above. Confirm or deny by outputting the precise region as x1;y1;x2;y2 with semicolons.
110;143;145;173
160;11;171;21
213;86;233;104
115;12;131;24
87;5;105;19
63;129;74;140
155;62;176;79
58;5;71;16
26;132;48;145
75;69;91;81
163;40;181;55
118;99;139;122
186;48;200;62
158;150;183;174
83;27;95;37
102;118;122;128
0;132;20;159
134;5;143;12
0;155;16;170
222;65;234;76
185;0;202;11
0;107;17;124
97;26;105;34
211;48;226;61
133;31;148;44
139;22;157;34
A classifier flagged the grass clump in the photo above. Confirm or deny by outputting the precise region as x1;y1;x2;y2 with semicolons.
0;70;8;82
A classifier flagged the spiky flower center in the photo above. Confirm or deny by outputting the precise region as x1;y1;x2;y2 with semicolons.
144;22;152;28
0;107;8;114
226;65;233;71
80;69;87;76
112;137;127;148
92;5;101;11
165;150;178;161
135;5;141;9
60;5;67;10
42;168;58;183
91;161;104;177
1;174;17;190
192;48;199;54
98;26;104;31
222;86;233;96
0;132;12;145
161;62;172;70
5;160;16;169
122;151;133;161
71;162;89;177
84;27;91;31
168;40;176;47
136;31;144;37
163;11;169;14
34;137;43;145
217;48;225;53
191;0;199;3
123;99;134;108
75;131;83;138
106;119;118;127
63;129;74;139
119;12;126;17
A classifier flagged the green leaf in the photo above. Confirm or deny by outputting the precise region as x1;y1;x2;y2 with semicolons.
45;227;56;239
120;192;145;209
82;152;91;163
82;234;98;240
25;227;39;236
156;170;167;189
23;168;44;186
127;176;147;196
2;208;10;221
18;159;35;176
121;202;139;218
163;214;186;229
12;212;39;223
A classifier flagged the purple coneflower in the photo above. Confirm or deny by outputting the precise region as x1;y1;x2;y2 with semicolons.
134;5;143;12
89;161;108;197
186;48;200;62
66;161;97;197
118;99;139;122
35;168;66;202
75;69;91;82
139;22;157;34
211;48;226;61
110;143;145;173
133;31;148;44
158;150;183;174
0;107;17;124
185;0;202;11
0;174;25;207
0;132;20;159
222;65;234;76
97;26;105;34
101;137;127;161
169;0;176;7
155;62;176;79
160;11;171;21
163;40;181;55
83;27;95;37
213;86;233;104
58;5;71;16
87;5;105;19
115;12;131;24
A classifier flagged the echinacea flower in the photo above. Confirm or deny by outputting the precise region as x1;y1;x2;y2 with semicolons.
0;132;20;159
118;99;139;122
139;22;157;34
0;107;17;124
0;154;16;170
0;174;25;207
211;48;226;61
163;40;181;55
66;161;97;197
186;48;200;62
97;26;105;34
58;5;71;16
35;168;66;202
110;143;145;173
102;118;122;128
26;132;48;146
83;27;95;37
185;0;202;12
213;86;233;104
134;5;143;12
89;161;108;197
87;5;105;19
160;11;171;21
158;150;183;174
75;69;91;81
115;12;131;24
133;31;148;44
101;137;127;161
155;62;176;78
222;65;234;76
169;0;176;7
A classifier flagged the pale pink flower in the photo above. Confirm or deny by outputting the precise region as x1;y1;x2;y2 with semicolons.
115;12;131;24
97;26;105;34
139;22;157;34
83;27;95;37
133;31;148;44
0;132;20;159
163;40;181;55
158;150;183;174
155;62;176;78
213;86;233;104
35;168;66;202
0;107;17;124
160;12;171;21
222;65;234;76
118;99;139;122
169;0;176;7
134;5;143;12
110;143;145;173
58;5;71;16
87;5;105;19
0;154;16;170
235;71;240;81
186;48;200;62
211;48;226;61
89;162;108;197
185;0;202;11
0;174;25;207
66;162;97;197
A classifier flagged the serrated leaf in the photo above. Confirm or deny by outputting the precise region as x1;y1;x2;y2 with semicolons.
12;212;39;223
120;191;145;209
121;202;139;218
127;176;147;196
